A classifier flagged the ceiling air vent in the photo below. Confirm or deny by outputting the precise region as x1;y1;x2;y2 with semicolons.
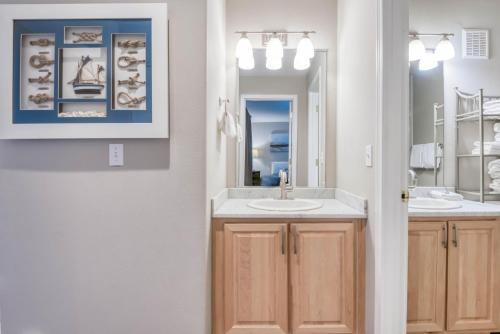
462;29;489;59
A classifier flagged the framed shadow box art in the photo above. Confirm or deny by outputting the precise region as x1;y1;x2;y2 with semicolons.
0;3;169;139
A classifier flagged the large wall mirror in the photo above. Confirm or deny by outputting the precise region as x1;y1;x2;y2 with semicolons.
236;49;327;187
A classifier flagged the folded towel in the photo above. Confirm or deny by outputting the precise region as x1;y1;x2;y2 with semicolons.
472;148;500;155
484;100;500;109
494;123;500;133
429;190;464;201
495;133;500;141
489;170;500;179
410;143;442;169
484;108;500;116
490;179;500;186
473;141;500;148
489;183;500;192
488;159;500;169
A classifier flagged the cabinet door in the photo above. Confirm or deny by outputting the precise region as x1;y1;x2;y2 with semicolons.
407;222;447;333
224;224;288;334
290;223;355;334
447;221;500;331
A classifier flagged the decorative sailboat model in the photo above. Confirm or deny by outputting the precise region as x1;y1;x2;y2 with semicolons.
68;55;105;95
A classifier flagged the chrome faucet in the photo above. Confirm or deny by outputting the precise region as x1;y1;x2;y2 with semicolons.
408;169;418;189
279;170;291;200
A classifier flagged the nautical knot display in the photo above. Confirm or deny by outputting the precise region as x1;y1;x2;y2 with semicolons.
117;56;146;68
117;92;146;106
117;40;146;48
29;93;53;104
118;73;146;88
28;72;53;84
29;39;55;47
29;55;55;69
72;32;103;43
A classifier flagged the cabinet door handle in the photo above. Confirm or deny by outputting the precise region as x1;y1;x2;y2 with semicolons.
281;225;286;255
442;224;448;248
293;225;298;255
452;224;458;247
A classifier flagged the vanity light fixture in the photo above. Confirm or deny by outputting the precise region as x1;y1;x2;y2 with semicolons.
266;33;284;70
409;33;456;63
435;35;455;61
236;32;255;70
409;36;426;61
294;32;315;70
296;33;315;59
419;50;439;71
235;30;316;71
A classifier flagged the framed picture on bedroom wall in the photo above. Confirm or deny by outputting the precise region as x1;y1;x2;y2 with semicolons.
0;3;169;139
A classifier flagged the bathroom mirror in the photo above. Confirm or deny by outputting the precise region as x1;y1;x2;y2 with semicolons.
236;49;327;187
409;62;445;186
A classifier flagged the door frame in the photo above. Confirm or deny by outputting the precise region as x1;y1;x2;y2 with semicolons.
374;0;409;333
237;94;298;187
307;67;327;187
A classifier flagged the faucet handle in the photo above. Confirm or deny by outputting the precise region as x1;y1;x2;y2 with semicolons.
279;170;288;183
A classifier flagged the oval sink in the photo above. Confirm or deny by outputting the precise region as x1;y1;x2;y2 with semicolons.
248;198;323;212
409;198;462;210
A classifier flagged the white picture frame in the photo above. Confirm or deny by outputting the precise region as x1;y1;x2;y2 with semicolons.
0;3;169;139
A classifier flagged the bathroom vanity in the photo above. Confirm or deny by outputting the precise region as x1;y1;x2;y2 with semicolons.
407;202;500;334
212;188;367;334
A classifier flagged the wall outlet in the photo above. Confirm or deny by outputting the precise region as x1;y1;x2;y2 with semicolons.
109;144;124;167
365;144;373;167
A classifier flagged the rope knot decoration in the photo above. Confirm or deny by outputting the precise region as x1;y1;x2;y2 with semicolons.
117;40;146;48
72;32;103;43
118;73;146;88
117;56;146;68
117;92;146;107
29;55;55;69
29;39;55;47
29;93;53;104
28;72;53;84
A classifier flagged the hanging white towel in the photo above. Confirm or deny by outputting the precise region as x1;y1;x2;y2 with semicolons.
218;109;237;138
410;143;442;169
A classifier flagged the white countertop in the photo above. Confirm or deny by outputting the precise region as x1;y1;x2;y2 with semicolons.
409;200;500;217
213;198;367;219
211;188;367;219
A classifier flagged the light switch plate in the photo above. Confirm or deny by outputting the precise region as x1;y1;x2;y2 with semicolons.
365;144;373;167
109;144;124;167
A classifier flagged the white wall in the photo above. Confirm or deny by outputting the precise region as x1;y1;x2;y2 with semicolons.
226;0;337;187
410;0;500;190
0;1;227;334
336;0;378;331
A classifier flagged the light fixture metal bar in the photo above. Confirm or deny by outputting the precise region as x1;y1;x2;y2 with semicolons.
409;33;454;37
235;30;316;35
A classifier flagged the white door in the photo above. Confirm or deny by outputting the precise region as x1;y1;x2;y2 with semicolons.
308;92;320;186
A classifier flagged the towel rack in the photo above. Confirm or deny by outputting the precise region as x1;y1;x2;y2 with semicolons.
455;88;500;202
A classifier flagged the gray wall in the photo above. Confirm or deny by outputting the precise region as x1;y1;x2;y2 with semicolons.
410;0;500;192
336;0;378;331
0;1;227;334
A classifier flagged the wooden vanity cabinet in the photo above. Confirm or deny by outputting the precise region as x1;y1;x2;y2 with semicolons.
213;219;366;334
407;218;500;334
